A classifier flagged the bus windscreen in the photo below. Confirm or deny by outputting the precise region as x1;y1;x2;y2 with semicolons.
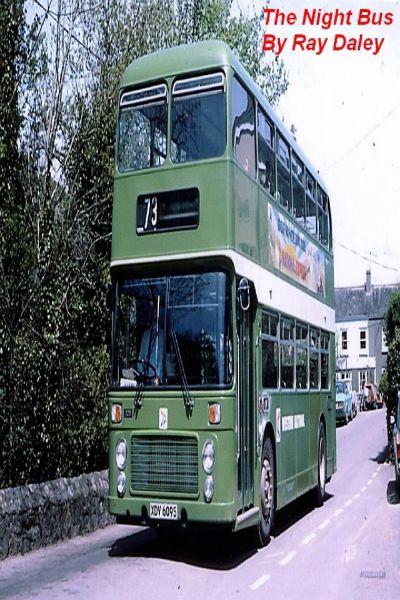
112;272;232;389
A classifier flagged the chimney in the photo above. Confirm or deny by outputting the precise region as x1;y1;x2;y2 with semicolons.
365;269;372;293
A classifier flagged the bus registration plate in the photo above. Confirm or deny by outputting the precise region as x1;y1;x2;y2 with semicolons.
149;502;178;520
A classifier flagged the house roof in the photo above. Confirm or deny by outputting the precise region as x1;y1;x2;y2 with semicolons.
335;282;400;322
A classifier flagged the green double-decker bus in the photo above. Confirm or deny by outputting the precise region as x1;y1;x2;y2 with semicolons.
108;40;336;545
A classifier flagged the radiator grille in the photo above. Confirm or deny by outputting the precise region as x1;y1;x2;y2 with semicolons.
131;436;198;494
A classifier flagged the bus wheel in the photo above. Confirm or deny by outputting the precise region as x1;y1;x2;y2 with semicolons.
256;437;275;547
315;423;326;507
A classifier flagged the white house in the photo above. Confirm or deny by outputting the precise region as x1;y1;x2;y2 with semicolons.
335;270;399;392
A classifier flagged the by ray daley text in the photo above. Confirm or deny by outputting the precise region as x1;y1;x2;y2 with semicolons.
262;5;396;56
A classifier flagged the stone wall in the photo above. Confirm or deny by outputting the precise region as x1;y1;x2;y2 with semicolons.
0;470;115;560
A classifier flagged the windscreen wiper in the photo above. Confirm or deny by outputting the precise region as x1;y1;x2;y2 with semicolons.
133;378;144;408
171;330;194;409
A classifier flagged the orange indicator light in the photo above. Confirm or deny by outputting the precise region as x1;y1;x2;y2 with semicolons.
208;403;221;425
112;404;122;423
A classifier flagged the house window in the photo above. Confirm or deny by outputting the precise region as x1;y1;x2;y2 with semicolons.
360;329;367;351
341;330;348;351
359;370;367;391
382;330;388;353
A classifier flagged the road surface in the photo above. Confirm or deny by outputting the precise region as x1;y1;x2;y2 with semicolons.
0;408;399;600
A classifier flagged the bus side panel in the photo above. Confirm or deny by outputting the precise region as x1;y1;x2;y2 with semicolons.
327;345;337;478
232;166;259;262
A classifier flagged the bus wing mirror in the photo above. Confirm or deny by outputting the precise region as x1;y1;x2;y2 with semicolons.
238;278;250;312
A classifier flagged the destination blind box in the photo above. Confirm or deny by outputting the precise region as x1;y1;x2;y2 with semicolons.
137;188;199;234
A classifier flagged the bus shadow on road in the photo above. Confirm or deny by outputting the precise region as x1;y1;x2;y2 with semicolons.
273;489;334;537
108;525;257;570
108;491;333;569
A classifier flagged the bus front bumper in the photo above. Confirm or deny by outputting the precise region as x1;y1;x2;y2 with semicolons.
108;495;238;528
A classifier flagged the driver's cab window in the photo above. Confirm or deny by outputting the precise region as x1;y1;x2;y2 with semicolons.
112;273;232;389
117;279;166;387
137;298;164;380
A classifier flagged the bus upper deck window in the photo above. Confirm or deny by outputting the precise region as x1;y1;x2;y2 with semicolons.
292;153;305;226
257;108;275;195
317;186;330;247
277;134;290;211
232;77;256;177
117;83;168;172
306;171;317;238
171;72;226;164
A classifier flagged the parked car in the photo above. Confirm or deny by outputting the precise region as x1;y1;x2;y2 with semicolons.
336;380;353;424
392;394;400;488
351;390;358;418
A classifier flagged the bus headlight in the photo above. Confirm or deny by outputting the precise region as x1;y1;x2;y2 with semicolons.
204;476;214;502
117;471;126;496
202;440;215;474
116;438;127;470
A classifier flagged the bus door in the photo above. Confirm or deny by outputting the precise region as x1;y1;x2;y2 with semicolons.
237;278;254;511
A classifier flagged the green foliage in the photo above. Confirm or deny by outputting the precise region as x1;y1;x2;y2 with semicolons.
0;0;288;488
174;0;288;104
379;369;388;398
384;291;400;461
0;0;26;487
0;0;111;487
0;0;23;180
384;289;400;346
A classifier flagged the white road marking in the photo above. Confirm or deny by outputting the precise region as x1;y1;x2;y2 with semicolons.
318;519;330;530
249;467;382;591
250;574;271;590
280;550;297;566
302;533;316;545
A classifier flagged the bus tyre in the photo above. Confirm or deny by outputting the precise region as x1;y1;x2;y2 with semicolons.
256;436;275;547
315;423;326;507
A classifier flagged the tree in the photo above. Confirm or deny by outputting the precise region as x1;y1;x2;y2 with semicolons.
384;290;400;461
0;0;30;486
1;0;289;487
384;289;400;346
0;0;111;486
174;0;288;105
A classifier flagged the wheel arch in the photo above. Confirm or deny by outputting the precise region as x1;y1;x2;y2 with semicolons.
261;421;277;502
319;413;327;436
317;413;327;466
